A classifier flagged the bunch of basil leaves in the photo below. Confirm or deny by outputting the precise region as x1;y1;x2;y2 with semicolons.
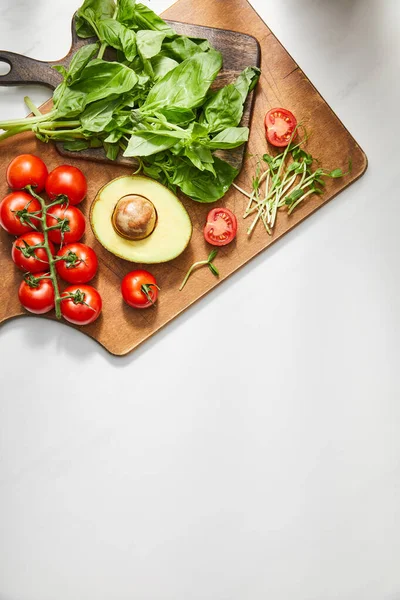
50;0;260;202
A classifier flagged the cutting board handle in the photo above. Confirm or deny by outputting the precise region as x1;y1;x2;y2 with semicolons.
0;51;62;89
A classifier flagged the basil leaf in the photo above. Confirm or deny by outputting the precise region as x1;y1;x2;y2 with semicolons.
184;146;215;173
97;19;137;61
154;106;195;124
151;55;179;80
137;30;167;59
76;0;116;38
162;36;209;61
116;0;137;26
63;140;90;151
79;96;120;132
143;49;222;111
134;3;174;33
203;67;260;133
120;27;137;61
53;65;68;78
104;141;120;160
203;85;243;133
66;43;99;85
124;131;179;156
71;59;138;103
233;66;261;103
104;129;123;142
56;88;87;117
173;156;238;202
207;126;249;149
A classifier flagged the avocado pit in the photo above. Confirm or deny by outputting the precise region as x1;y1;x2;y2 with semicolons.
112;194;157;240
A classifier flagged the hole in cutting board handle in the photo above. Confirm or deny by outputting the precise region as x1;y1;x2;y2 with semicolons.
0;61;11;76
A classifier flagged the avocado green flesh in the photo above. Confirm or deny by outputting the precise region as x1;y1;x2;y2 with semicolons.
90;176;192;263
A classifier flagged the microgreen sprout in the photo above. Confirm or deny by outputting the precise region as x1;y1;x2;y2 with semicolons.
234;129;351;236
179;249;219;291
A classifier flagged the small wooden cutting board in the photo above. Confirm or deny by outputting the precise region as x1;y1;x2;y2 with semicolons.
0;0;367;355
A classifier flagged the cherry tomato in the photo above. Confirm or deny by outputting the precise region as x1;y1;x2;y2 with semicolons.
6;154;48;192
18;273;55;314
61;284;102;325
121;270;159;309
46;204;85;244
45;165;87;206
204;207;237;246
56;243;98;284
12;232;55;273
0;191;41;235
264;108;297;147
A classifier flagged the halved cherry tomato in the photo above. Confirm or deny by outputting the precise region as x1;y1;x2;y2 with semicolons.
45;165;87;206
18;273;55;314
0;191;41;235
61;284;102;325
121;270;159;309
12;232;55;273
46;205;85;244
264;108;297;147
204;207;237;246
6;154;48;192
56;243;98;284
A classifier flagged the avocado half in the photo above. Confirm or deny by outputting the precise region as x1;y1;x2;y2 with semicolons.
90;175;192;264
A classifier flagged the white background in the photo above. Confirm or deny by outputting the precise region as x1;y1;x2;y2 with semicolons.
1;1;400;599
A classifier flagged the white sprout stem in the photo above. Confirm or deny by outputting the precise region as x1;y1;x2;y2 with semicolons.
287;189;315;215
232;183;252;199
243;169;269;216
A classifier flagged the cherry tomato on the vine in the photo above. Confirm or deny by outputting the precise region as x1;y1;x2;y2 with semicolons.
0;191;41;235
46;204;85;244
204;207;237;246
18;273;55;314
121;270;159;309
12;232;55;273
6;154;48;192
56;243;98;284
264;108;297;148
45;165;87;206
61;284;102;325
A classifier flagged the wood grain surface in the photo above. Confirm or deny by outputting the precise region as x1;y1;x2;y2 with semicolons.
0;0;367;355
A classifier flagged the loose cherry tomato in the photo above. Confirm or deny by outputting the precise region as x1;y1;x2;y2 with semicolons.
12;232;55;273
0;191;41;235
61;284;102;325
46;204;85;244
204;207;237;246
45;165;87;206
18;273;55;314
6;154;48;192
56;243;98;284
121;270;159;309
264;108;297;147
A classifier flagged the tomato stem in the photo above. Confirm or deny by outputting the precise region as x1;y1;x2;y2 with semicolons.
26;185;63;319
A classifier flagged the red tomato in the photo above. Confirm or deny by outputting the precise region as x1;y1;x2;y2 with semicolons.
204;207;237;246
264;108;297;147
46;204;85;244
121;270;159;309
12;232;55;273
61;284;102;325
18;273;55;314
45;165;87;206
6;154;48;192
56;243;98;284
0;191;41;235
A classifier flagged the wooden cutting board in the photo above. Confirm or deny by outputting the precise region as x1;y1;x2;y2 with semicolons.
0;0;367;356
